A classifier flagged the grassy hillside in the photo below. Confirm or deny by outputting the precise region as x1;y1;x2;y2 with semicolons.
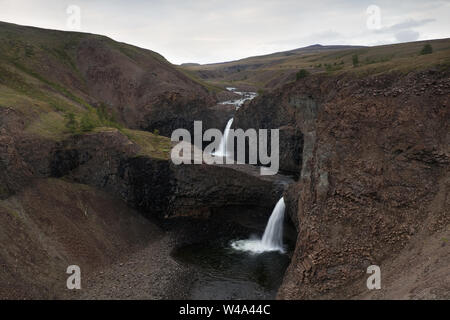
0;21;197;155
181;39;450;89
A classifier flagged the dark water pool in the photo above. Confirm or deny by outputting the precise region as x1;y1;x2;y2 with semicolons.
171;238;291;299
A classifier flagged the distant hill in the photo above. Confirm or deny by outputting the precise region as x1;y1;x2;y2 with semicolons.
181;40;450;90
180;63;201;67
246;44;367;60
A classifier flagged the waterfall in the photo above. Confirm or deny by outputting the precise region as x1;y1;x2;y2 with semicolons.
214;118;233;157
261;197;285;250
231;197;286;254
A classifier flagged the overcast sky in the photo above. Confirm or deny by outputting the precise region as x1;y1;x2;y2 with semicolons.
1;0;449;64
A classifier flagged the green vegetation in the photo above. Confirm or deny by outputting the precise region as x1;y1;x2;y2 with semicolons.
420;43;433;55
0;184;10;200
80;113;96;132
63;105;123;135
112;40;168;65
10;60;92;110
95;104;122;129
324;63;343;73
176;66;224;93
0;202;21;219
65;112;78;133
0;27;93;140
25;112;67;140
296;69;310;80
364;55;392;65
352;54;359;67
122;128;171;160
0;196;23;219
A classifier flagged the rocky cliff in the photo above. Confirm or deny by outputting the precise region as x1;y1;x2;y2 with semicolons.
236;67;449;299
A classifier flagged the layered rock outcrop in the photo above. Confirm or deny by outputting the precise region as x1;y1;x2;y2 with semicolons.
49;131;286;220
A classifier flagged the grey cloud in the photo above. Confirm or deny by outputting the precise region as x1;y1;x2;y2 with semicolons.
371;17;435;47
266;30;342;47
395;29;420;42
381;18;436;32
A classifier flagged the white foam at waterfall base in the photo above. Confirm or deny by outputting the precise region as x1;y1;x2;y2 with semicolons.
231;197;286;254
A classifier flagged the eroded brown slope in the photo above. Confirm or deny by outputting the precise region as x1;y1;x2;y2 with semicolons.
0;178;160;299
75;36;217;134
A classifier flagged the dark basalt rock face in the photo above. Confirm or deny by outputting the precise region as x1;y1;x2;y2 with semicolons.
141;95;222;137
168;162;285;219
233;91;307;176
120;156;173;218
46;131;169;218
278;126;304;177
47;131;287;221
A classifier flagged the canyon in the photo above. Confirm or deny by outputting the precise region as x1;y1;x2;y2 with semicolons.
0;21;449;299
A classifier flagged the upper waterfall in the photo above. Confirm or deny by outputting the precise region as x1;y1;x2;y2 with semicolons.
214;118;234;157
